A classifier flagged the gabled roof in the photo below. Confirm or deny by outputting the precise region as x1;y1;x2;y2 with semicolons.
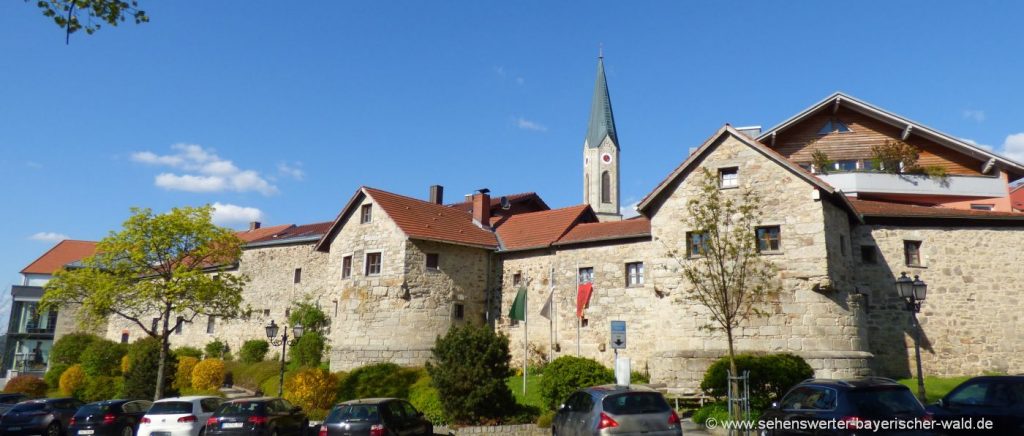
848;199;1024;221
554;218;651;246
236;224;294;243
757;92;1024;179
585;55;618;149
495;205;595;251
637;125;836;213
315;187;499;251
247;221;333;247
21;240;98;275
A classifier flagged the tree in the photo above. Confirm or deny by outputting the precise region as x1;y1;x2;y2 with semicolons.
666;168;780;410
426;324;515;424
32;0;149;43
41;205;248;400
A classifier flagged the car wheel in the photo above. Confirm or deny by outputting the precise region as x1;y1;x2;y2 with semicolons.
46;422;61;436
122;425;134;436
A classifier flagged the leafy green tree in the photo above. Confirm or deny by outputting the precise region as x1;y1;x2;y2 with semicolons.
123;337;177;400
426;324;515;424
665;168;780;412
288;301;330;333
205;338;232;360
240;340;270;364
539;356;614;410
41;206;248;400
288;332;325;370
80;339;128;377
32;0;149;42
50;333;100;366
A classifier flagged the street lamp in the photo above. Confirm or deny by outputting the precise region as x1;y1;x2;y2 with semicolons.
895;272;928;401
265;320;304;397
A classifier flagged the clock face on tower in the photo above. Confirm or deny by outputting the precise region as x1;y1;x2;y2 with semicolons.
601;153;613;164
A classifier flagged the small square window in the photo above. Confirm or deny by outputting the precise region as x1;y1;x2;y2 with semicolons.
904;240;922;266
293;268;302;284
360;204;372;224
263;309;270;317
581;318;589;328
120;331;129;344
578;267;594;284
175;316;184;335
285;308;291;318
756;226;781;253
206;316;216;334
342;256;352;278
365;252;382;276
513;272;522;286
626;262;644;287
860;245;877;264
687;231;709;257
426;253;440;270
719;167;739;189
453;303;464;321
151;318;160;333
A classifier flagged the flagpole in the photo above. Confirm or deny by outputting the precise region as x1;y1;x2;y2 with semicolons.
548;264;554;361
523;278;528;396
576;261;580;357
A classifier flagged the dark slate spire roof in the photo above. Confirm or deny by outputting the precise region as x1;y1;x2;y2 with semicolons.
585;54;618;149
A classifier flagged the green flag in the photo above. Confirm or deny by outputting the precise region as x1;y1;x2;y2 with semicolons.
508;286;527;321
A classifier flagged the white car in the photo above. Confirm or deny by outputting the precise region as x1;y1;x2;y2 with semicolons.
137;396;224;436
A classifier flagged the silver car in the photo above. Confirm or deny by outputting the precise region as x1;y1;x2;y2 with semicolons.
552;385;683;435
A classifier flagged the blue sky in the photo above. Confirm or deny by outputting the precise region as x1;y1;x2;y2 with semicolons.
3;1;1024;299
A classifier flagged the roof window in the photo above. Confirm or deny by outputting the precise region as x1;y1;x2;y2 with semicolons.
817;118;851;135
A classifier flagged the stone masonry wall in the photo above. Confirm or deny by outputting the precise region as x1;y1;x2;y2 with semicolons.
852;224;1024;378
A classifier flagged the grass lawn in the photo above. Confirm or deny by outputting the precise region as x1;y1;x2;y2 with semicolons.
507;374;544;410
897;375;972;404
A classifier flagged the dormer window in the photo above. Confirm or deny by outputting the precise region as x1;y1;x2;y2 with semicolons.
719;167;738;189
817;118;851;135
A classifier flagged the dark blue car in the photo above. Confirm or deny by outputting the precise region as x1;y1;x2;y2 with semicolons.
0;397;84;436
926;375;1024;435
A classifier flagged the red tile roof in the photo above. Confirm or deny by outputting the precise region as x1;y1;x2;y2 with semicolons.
250;221;334;243
848;199;1024;220
447;192;548;213
21;240;98;275
496;205;593;251
555;218;651;245
365;187;499;248
236;224;294;243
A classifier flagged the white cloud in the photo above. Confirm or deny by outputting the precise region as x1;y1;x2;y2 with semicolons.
29;232;69;242
278;162;305;180
493;66;506;78
515;76;525;86
133;143;278;195
211;202;264;226
963;109;986;122
620;201;640;219
1001;133;1024;164
516;117;548;132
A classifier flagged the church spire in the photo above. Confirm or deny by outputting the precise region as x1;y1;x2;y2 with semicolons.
585;53;618;149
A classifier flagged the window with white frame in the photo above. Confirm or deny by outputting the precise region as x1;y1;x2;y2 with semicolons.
626;262;644;287
578;267;594;284
365;252;382;276
719;167;738;189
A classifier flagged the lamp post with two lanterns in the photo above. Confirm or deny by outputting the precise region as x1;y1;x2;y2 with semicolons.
895;272;928;402
265;320;304;397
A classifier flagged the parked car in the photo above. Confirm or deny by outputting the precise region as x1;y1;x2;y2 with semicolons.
926;375;1024;435
760;377;935;436
137;396;224;436
68;399;154;436
204;397;308;436
0;397;85;436
551;385;681;436
318;398;432;436
0;393;29;415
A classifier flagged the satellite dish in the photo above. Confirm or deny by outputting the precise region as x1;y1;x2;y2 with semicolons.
500;196;511;210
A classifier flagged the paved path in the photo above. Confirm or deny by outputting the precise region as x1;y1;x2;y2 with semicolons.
682;418;714;435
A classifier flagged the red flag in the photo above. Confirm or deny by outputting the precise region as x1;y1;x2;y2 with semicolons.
576;282;593;318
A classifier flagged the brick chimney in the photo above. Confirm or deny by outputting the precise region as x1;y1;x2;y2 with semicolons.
429;185;444;205
249;221;261;231
472;190;491;228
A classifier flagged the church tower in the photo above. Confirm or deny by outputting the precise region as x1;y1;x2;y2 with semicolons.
582;53;621;221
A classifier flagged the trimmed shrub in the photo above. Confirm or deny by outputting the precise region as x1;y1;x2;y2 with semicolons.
427;324;515;424
540;356;614;410
226;360;281;392
338;363;419;402
60;364;87;397
536;410;556;428
700;353;813;409
631;370;650;384
283;367;338;417
240;340;270;364
81;340;128;377
175;356;200;390
192;359;226;390
173;346;204;360
123;337;177;400
288;332;325;370
691;401;728;426
288;301;331;333
50;333;101;366
204;339;231;360
44;363;70;389
81;376;123;402
4;375;47;397
409;374;446;426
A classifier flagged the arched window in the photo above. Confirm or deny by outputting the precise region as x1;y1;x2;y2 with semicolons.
601;171;611;204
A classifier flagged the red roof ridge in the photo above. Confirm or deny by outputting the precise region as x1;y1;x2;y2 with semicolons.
555;217;652;246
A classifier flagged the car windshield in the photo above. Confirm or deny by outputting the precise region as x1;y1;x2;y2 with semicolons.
602;392;671;415
76;404;112;416
216;402;266;416
11;403;47;412
326;404;381;423
148;402;193;415
847;388;923;416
